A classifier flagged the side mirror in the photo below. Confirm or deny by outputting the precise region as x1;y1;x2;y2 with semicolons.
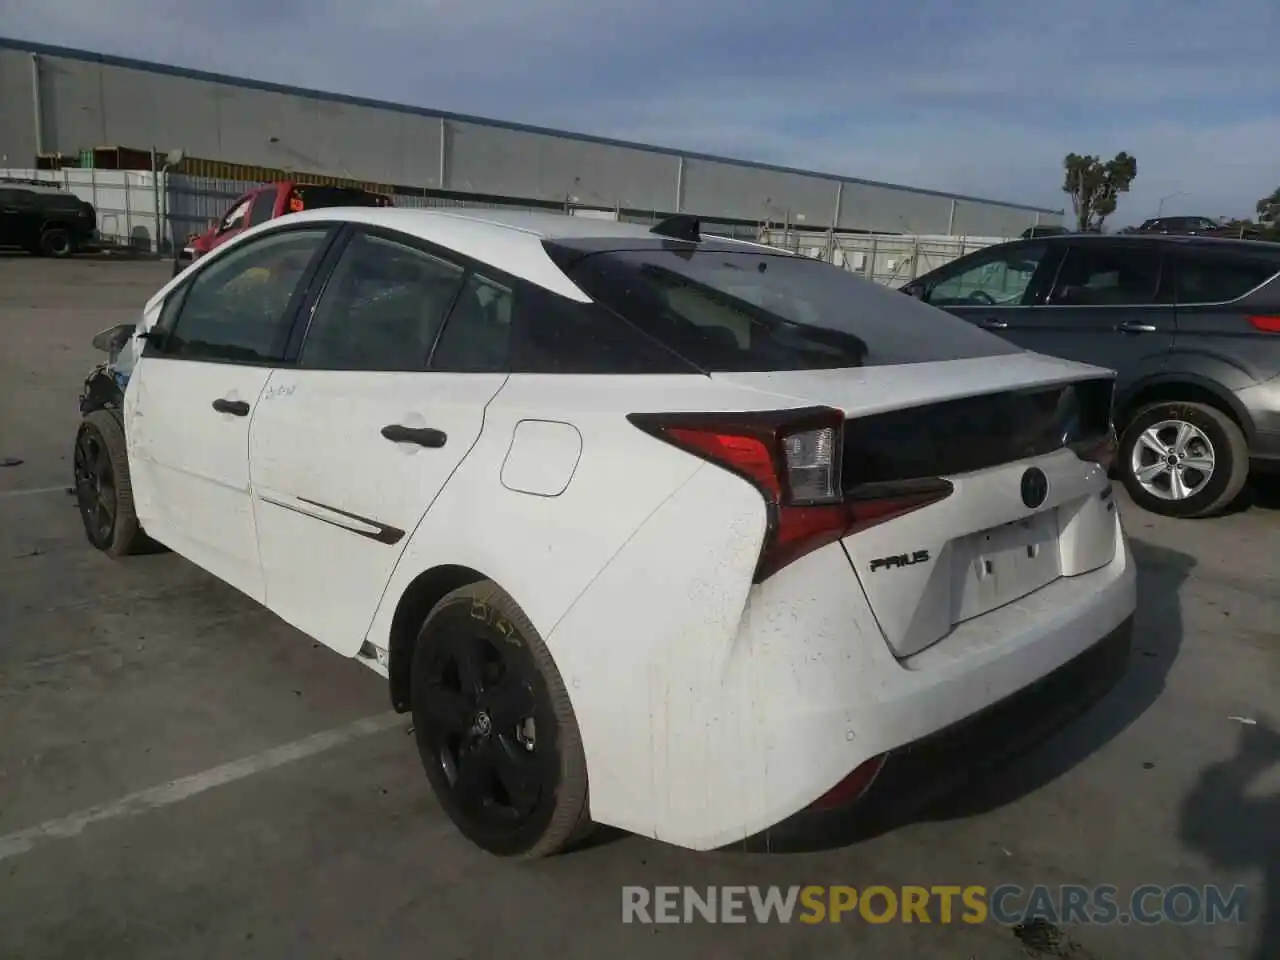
91;322;137;354
903;284;926;301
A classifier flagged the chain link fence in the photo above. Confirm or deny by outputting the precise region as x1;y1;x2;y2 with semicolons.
3;167;1008;282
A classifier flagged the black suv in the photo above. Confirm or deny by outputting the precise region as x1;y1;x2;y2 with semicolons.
0;180;98;257
1130;216;1264;240
903;234;1280;518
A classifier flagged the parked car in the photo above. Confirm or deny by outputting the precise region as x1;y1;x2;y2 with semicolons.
1130;216;1265;241
176;181;392;274
76;208;1134;858
0;178;98;257
902;234;1280;518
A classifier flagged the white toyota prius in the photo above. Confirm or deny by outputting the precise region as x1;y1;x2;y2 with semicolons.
74;206;1136;858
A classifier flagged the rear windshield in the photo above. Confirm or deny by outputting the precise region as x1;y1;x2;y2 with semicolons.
552;247;1021;371
291;186;390;210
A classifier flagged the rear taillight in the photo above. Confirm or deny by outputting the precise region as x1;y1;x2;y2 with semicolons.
1070;427;1117;472
1247;315;1280;333
628;407;952;582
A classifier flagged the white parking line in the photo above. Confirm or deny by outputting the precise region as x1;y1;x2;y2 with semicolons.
0;711;405;862
0;485;69;499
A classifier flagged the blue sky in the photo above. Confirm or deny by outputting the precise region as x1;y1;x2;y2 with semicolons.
2;0;1277;223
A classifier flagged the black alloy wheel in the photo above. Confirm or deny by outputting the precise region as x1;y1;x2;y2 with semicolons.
72;411;147;556
410;581;590;858
74;421;118;549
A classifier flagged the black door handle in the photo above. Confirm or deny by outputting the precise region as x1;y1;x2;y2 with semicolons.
1117;320;1157;334
981;316;1009;329
381;424;447;448
212;398;250;416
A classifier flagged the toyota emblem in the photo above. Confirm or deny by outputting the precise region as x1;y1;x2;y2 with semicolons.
1020;467;1049;509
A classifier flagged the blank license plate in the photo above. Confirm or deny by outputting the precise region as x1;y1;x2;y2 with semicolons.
951;510;1061;624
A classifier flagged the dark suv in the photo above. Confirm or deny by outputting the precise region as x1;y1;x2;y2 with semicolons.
0;180;98;257
1131;216;1264;240
902;234;1280;518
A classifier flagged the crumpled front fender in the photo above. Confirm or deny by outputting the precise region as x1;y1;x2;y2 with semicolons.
78;363;127;416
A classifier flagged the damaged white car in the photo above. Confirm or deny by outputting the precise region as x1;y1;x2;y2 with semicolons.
74;207;1136;857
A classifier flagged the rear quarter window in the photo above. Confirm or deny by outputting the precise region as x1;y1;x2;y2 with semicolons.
1171;253;1279;304
548;245;1022;372
292;187;389;210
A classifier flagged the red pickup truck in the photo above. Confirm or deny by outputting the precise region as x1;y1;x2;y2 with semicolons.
176;181;391;274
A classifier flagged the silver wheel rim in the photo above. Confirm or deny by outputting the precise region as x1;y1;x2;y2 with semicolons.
1129;419;1216;501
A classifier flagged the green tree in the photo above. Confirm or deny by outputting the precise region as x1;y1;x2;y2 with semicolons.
1062;152;1138;232
1257;186;1280;238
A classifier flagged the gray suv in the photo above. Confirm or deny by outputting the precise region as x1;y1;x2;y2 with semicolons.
903;234;1280;518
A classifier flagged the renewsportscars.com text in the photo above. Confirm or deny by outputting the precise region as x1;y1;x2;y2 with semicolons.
621;884;1248;926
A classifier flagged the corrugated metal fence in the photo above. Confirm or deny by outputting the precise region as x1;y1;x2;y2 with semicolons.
2;167;1004;283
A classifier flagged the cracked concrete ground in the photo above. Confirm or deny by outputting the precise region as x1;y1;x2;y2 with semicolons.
1;255;1277;959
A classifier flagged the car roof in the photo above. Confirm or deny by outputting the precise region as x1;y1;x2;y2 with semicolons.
1020;232;1280;259
150;206;706;309
283;205;660;241
239;206;787;301
1;181;73;197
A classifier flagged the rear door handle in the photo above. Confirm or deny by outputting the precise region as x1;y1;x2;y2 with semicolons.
212;398;250;416
381;424;447;448
1118;320;1158;333
980;317;1009;329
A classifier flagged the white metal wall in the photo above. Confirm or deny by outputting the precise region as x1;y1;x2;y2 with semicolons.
1;41;1064;239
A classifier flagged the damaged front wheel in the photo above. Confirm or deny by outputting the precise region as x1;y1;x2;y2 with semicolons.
73;410;148;557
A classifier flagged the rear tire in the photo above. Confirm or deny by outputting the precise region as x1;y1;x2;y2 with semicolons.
1117;401;1248;518
73;410;149;556
40;227;74;258
409;580;591;858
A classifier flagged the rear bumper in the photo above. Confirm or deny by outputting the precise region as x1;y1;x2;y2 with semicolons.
740;614;1133;851
1237;377;1280;463
574;506;1136;851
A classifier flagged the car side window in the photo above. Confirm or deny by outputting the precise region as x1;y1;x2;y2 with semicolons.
1166;253;1278;304
162;228;329;364
300;232;465;371
218;197;252;234
926;244;1048;307
429;272;514;373
509;281;697;374
1047;245;1162;307
247;190;277;228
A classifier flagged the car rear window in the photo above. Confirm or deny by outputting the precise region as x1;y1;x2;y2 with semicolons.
291;186;390;210
549;246;1021;371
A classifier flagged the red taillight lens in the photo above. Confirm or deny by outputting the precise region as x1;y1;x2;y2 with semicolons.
664;428;782;499
809;754;887;811
628;408;952;582
1247;315;1280;333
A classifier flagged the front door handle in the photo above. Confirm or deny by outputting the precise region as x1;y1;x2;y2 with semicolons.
1118;320;1158;334
381;424;447;448
980;317;1009;329
212;398;250;416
